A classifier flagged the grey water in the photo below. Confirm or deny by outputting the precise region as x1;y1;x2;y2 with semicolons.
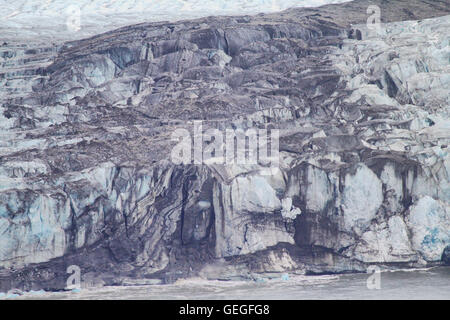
7;266;449;300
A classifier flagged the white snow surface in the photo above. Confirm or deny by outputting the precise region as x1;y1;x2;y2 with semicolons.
0;0;351;41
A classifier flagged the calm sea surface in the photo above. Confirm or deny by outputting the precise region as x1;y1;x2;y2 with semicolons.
5;267;449;300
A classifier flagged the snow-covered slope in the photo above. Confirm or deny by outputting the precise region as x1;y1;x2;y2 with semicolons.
0;0;351;41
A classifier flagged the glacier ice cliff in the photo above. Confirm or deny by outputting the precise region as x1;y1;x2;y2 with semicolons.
0;0;449;291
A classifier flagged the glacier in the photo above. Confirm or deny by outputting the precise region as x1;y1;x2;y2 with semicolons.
0;0;449;291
